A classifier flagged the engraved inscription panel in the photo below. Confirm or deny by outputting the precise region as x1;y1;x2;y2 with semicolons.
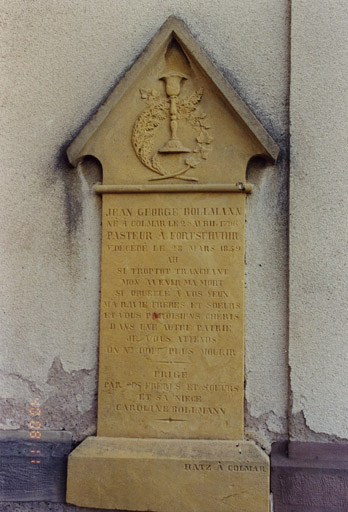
97;192;245;439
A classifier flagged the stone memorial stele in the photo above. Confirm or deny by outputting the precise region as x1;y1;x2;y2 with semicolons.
66;17;279;512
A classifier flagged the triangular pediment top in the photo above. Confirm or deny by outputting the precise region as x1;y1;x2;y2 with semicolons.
67;17;279;183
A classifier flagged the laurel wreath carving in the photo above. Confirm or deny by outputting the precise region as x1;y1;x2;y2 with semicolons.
132;87;213;181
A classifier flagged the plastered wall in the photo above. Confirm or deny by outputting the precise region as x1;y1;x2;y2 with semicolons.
1;0;289;455
289;0;348;442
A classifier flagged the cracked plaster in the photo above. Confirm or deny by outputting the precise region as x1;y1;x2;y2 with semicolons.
289;0;348;441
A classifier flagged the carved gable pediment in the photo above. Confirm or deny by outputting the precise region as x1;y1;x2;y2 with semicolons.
67;17;279;185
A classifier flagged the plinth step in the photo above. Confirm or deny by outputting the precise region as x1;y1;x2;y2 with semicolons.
66;437;269;512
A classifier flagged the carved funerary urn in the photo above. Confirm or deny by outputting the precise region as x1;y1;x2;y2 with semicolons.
66;16;279;512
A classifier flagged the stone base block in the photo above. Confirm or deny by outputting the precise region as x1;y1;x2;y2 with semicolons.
271;442;348;512
66;437;269;512
0;430;72;502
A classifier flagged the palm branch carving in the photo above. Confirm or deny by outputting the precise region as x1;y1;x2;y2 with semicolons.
176;88;204;116
132;99;169;175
